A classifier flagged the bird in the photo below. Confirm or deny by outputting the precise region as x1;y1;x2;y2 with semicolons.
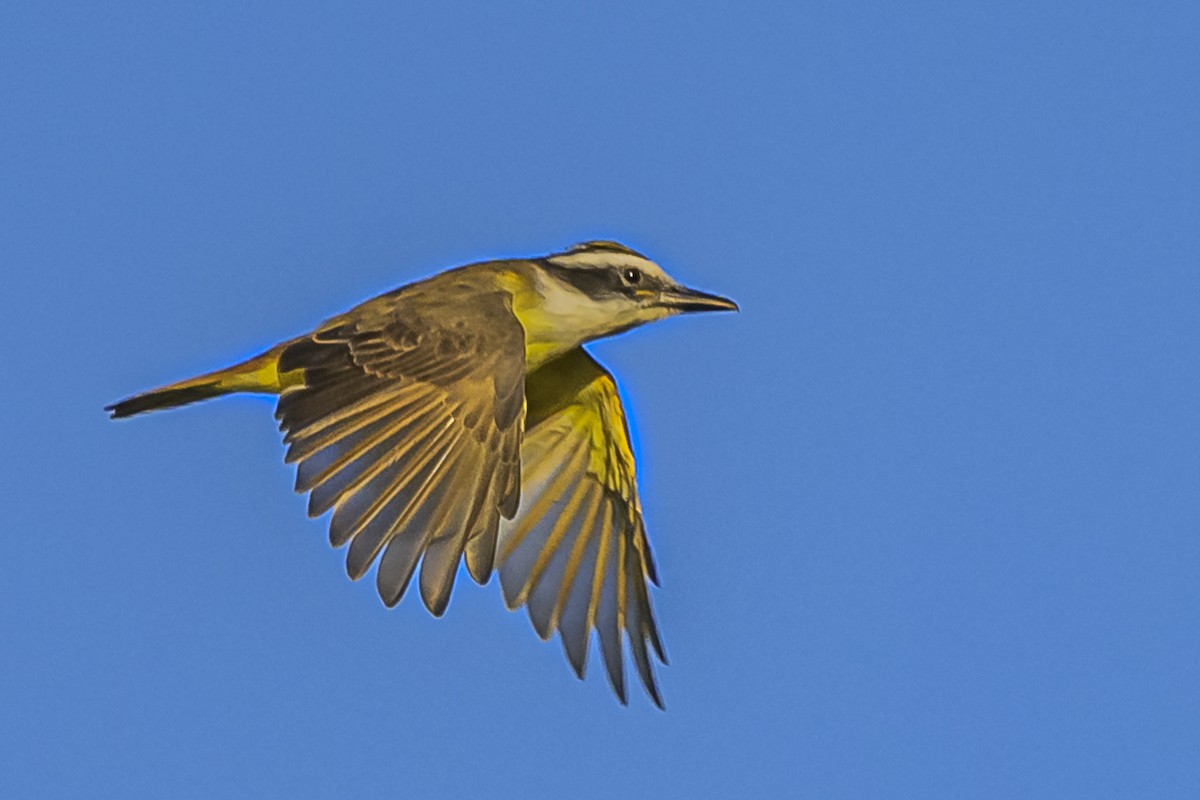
106;240;737;707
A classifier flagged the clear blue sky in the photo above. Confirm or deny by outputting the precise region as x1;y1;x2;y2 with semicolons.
3;2;1198;797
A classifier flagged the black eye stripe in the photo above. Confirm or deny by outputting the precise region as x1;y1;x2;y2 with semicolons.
540;260;655;300
540;261;615;298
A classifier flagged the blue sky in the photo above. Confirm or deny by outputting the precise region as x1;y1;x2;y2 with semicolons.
3;2;1198;797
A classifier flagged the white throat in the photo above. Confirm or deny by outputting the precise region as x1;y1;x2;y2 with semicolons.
519;270;638;368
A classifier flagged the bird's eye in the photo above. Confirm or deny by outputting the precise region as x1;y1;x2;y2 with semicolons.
623;268;642;285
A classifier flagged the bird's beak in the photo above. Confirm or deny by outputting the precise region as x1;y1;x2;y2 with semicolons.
656;285;740;313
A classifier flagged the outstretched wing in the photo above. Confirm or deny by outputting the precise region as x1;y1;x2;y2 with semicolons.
274;272;526;616
497;348;667;708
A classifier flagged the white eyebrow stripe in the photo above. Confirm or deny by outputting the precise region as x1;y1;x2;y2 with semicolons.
546;250;658;272
564;240;647;257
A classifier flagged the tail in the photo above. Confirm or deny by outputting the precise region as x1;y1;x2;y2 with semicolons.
106;343;303;419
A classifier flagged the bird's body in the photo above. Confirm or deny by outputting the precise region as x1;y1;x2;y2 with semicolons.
108;241;736;707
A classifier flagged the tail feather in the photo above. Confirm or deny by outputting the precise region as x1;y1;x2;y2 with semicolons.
106;344;300;419
106;382;226;418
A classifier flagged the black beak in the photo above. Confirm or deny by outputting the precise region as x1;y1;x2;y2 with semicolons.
657;285;739;313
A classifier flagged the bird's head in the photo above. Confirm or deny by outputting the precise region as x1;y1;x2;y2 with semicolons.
527;241;738;351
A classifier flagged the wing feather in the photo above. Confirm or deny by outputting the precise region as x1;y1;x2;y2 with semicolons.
556;502;604;677
274;274;526;614
594;504;627;704
285;385;438;467
525;479;598;640
343;426;465;580
327;416;460;550
497;349;666;708
550;480;604;633
498;436;588;608
418;446;491;615
304;394;450;517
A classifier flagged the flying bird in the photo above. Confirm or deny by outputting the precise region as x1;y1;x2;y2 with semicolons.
107;240;737;707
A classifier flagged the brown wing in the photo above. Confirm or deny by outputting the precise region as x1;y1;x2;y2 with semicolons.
274;272;526;616
496;349;666;708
